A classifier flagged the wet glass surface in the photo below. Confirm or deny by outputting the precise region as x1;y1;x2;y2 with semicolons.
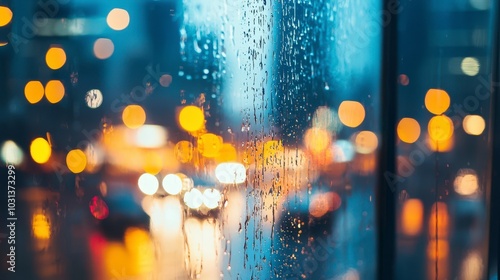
0;0;498;279
395;1;497;279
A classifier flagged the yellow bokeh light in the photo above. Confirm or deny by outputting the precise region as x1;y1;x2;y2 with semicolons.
93;38;114;59
45;80;65;104
401;199;423;236
354;131;378;154
24;81;44;104
32;213;51;240
216;143;237;162
174;140;193;163
104;243;128;279
107;8;130;31
463;115;485;135
397;118;421;143
263;140;284;159
179;106;204;132
143;151;163;175
30;137;51;164
0;42;8;47
461;57;480;76
0;6;13;27
124;227;154;275
338;101;365;128
304;128;331;154
66;149;87;174
122;105;146;129
425;89;450;115
428;115;454;141
198;133;222;158
45;47;67;70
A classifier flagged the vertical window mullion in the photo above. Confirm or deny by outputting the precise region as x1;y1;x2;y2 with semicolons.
376;0;398;278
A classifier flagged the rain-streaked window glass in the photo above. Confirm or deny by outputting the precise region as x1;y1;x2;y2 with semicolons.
395;0;498;279
0;0;498;280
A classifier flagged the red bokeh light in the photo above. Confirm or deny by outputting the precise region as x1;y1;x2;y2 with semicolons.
89;195;109;220
398;74;409;86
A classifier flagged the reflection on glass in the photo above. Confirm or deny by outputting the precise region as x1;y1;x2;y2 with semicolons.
401;199;423;236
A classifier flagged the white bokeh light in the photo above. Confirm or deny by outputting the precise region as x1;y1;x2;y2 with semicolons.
183;188;203;209
461;57;480;76
85;89;103;109
1;140;24;165
162;174;183;195
132;125;167;148
215;162;246;184
203;188;222;209
138;173;159;195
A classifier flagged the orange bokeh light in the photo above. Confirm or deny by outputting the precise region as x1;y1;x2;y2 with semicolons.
425;89;450;115
426;134;454;152
401;199;423;236
198;133;223;158
122;105;146;129
397;118;421;143
429;202;449;239
0;6;13;27
338;101;365;128
45;80;65;104
354;131;378;154
427;239;449;260
45;47;67;70
24;81;44;104
174;141;193;163
143;151;163;175
66;149;87;174
304;128;331;154
216;143;237;163
309;192;342;218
